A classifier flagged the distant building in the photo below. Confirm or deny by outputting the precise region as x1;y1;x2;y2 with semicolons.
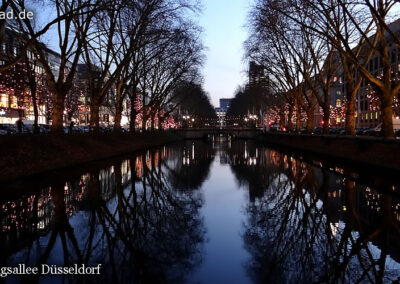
248;61;269;89
220;98;232;110
215;98;232;127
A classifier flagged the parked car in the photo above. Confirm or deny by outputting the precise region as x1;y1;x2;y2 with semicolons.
39;124;52;133
313;127;323;134
0;124;17;134
269;124;280;132
356;128;366;135
362;128;380;136
75;125;89;133
329;127;340;135
299;127;308;134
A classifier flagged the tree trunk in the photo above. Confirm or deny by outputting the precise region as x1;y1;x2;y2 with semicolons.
345;98;356;136
141;109;147;131
322;104;330;134
380;90;394;138
306;108;314;134
150;113;155;132
89;97;100;133
377;22;394;138
130;107;137;133
51;93;65;133
287;107;293;132
32;90;40;134
158;115;163;130
129;94;137;133
279;111;285;130
114;101;123;133
28;66;40;133
295;98;301;132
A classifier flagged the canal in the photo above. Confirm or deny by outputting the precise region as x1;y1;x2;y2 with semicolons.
1;137;400;283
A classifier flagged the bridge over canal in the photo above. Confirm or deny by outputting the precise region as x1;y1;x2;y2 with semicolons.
173;127;264;139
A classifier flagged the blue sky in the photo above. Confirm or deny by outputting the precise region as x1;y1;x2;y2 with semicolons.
199;0;249;107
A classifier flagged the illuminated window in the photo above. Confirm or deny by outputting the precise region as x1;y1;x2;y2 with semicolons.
375;112;378;119
0;94;9;108
336;99;341;107
11;96;18;108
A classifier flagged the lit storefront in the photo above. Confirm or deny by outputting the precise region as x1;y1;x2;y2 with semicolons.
0;93;24;123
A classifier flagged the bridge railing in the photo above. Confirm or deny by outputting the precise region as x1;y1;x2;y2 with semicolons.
174;127;263;132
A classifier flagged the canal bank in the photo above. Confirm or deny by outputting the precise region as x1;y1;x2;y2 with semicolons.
0;131;182;181
257;132;400;172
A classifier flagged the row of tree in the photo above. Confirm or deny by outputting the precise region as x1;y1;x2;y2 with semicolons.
244;0;400;137
1;0;215;132
226;85;279;127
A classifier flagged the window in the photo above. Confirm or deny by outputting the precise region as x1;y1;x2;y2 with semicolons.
27;50;34;60
0;94;9;108
10;96;18;108
336;91;341;96
336;99;341;107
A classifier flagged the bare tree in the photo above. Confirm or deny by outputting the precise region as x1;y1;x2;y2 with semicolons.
9;0;105;132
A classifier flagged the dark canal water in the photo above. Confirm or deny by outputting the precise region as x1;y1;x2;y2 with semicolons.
1;137;400;283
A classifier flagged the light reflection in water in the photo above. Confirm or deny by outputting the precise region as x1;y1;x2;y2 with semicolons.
0;138;399;283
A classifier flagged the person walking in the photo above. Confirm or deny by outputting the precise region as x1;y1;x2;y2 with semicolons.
16;119;24;134
69;121;74;134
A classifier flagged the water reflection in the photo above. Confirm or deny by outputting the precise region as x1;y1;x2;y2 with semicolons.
1;144;207;283
226;140;400;283
1;138;400;283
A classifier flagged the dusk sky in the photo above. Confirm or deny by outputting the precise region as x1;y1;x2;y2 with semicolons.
37;0;250;108
199;0;249;107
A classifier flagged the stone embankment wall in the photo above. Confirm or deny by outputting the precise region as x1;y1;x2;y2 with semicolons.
0;132;182;181
258;133;400;172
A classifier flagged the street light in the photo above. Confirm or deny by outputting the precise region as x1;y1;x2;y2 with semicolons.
182;115;191;128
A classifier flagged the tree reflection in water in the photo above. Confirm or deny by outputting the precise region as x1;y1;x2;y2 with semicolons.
226;140;400;283
2;139;400;283
0;146;207;283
